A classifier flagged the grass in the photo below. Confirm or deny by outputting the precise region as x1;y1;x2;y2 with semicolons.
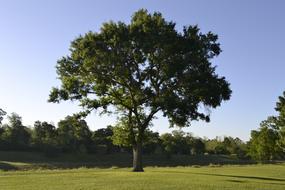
1;151;284;189
0;151;255;170
1;165;285;190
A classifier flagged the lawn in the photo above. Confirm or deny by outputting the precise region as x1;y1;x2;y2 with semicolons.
0;151;255;170
1;164;285;190
0;151;283;189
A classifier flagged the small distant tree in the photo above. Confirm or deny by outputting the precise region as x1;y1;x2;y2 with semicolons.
92;125;120;153
3;113;31;150
171;130;190;154
142;130;160;154
0;108;6;125
32;121;57;154
48;9;231;171
160;133;176;157
160;130;204;156
93;125;114;145
190;138;205;155
57;116;92;153
205;137;225;154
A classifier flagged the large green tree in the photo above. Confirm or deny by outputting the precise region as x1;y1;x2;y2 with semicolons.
248;122;280;161
249;91;285;161
49;9;231;171
269;91;285;157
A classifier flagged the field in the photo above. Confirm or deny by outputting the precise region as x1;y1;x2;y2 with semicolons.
1;165;285;190
1;152;285;190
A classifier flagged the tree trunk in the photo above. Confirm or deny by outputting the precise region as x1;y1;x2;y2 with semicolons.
132;141;144;172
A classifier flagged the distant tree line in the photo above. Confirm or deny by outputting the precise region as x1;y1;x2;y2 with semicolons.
1;91;285;162
0;111;248;159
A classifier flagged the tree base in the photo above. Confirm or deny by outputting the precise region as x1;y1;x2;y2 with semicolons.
132;168;144;172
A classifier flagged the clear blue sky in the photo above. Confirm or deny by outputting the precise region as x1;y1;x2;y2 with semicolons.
0;0;284;140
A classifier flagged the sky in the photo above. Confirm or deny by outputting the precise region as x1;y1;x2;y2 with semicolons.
0;0;284;141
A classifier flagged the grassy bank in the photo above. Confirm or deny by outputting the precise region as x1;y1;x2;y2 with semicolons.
0;151;255;170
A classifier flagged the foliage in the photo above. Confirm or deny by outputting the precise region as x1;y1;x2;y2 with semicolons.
160;130;205;156
48;9;231;170
111;118;159;154
191;138;206;155
0;111;256;161
204;136;247;158
0;113;31;150
0;108;6;125
204;137;225;154
92;125;120;153
275;91;285;153
57;116;92;153
112;117;137;148
93;125;114;145
32;121;57;146
31;121;58;156
142;130;160;154
248;91;285;161
248;125;280;161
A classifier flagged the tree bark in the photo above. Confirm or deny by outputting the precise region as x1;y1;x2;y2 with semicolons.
132;141;144;172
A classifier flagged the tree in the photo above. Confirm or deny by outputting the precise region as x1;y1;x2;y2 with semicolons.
275;91;285;154
160;131;190;156
248;124;280;161
2;113;31;150
32;121;57;149
171;130;190;154
0;108;7;148
93;126;114;145
48;9;231;171
160;133;176;157
249;91;285;160
205;137;222;154
93;125;120;153
0;108;6;125
141;130;160;154
57;116;92;153
190;138;205;155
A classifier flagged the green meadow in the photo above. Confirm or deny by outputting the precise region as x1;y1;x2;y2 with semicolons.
1;164;285;190
0;152;284;190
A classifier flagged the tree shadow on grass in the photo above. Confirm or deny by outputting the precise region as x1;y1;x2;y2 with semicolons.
197;172;285;186
155;170;285;186
153;170;285;185
226;179;246;183
225;179;285;186
0;162;18;171
195;173;285;182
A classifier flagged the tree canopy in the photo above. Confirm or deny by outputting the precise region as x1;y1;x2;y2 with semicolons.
48;9;231;171
57;116;92;153
249;91;285;161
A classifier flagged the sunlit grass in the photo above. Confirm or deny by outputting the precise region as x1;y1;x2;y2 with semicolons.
1;164;285;190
